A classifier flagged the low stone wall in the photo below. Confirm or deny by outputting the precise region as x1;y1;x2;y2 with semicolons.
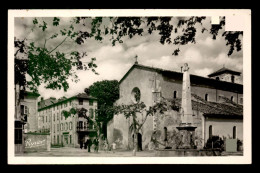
155;149;222;157
24;133;51;153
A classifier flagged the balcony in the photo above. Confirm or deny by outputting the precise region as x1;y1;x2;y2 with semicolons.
76;126;96;132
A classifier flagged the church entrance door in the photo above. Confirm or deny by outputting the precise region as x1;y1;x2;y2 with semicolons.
137;133;142;151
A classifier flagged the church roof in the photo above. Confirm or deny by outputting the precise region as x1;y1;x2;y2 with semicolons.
170;96;243;118
119;64;243;94
38;93;97;111
207;67;241;77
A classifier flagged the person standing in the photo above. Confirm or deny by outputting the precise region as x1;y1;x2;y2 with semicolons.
112;142;116;153
80;138;83;149
87;138;92;152
96;138;99;152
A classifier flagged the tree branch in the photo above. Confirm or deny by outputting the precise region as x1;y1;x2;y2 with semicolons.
48;36;68;54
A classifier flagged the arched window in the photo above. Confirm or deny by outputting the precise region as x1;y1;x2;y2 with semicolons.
205;94;209;101
216;77;220;81
231;75;235;83
131;87;141;103
231;96;234;102
173;91;177;99
69;122;72;130
209;125;213;139
233;126;237;139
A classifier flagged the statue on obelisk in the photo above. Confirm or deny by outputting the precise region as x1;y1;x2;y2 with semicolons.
177;63;197;149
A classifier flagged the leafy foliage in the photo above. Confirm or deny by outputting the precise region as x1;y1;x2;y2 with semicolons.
61;107;77;120
87;80;119;138
76;16;242;56
15;17;98;93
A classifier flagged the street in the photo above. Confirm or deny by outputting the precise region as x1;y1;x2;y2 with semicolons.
15;147;243;157
15;147;156;157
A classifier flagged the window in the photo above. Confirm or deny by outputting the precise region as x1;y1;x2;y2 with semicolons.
46;116;47;123
69;122;72;130
205;94;209;101
89;108;94;118
66;122;68;130
209;125;213;139
61;113;63;120
53;114;55;121
89;100;93;106
231;75;235;83
61;104;63;109
54;136;56;144
57;113;59;120
60;123;63;131
53;124;55;133
57;135;59;144
57;124;59;132
70;101;72;106
79;98;83;105
240;97;243;104
43;116;44;123
131;87;141;103
233;126;237;139
173;91;177;99
21;105;29;115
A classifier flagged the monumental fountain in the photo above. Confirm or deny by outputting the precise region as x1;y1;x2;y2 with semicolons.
155;63;221;156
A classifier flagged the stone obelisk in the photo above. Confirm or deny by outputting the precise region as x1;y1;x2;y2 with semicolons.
176;63;197;149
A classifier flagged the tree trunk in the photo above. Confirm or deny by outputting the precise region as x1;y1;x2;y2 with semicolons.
133;131;138;156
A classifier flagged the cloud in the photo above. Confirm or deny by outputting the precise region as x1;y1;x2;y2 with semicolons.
194;68;214;77
14;17;243;99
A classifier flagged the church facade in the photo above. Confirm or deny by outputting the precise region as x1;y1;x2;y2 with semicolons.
107;63;243;150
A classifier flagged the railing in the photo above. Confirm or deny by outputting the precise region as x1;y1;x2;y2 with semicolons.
76;126;96;132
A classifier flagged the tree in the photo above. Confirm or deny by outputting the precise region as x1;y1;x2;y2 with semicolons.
114;97;174;155
87;80;119;140
15;17;98;93
14;17;98;125
75;16;242;57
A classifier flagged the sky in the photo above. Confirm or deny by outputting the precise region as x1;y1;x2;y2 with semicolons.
14;16;243;100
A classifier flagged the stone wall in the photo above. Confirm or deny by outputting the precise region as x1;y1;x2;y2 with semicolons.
24;133;51;152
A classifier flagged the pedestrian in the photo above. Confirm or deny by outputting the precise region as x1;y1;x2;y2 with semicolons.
84;138;88;150
80;138;83;149
112;142;116;153
93;138;97;152
88;139;92;152
104;141;108;152
96;138;99;152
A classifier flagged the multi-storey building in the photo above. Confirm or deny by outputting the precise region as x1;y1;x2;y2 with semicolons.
38;93;98;148
15;88;40;153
